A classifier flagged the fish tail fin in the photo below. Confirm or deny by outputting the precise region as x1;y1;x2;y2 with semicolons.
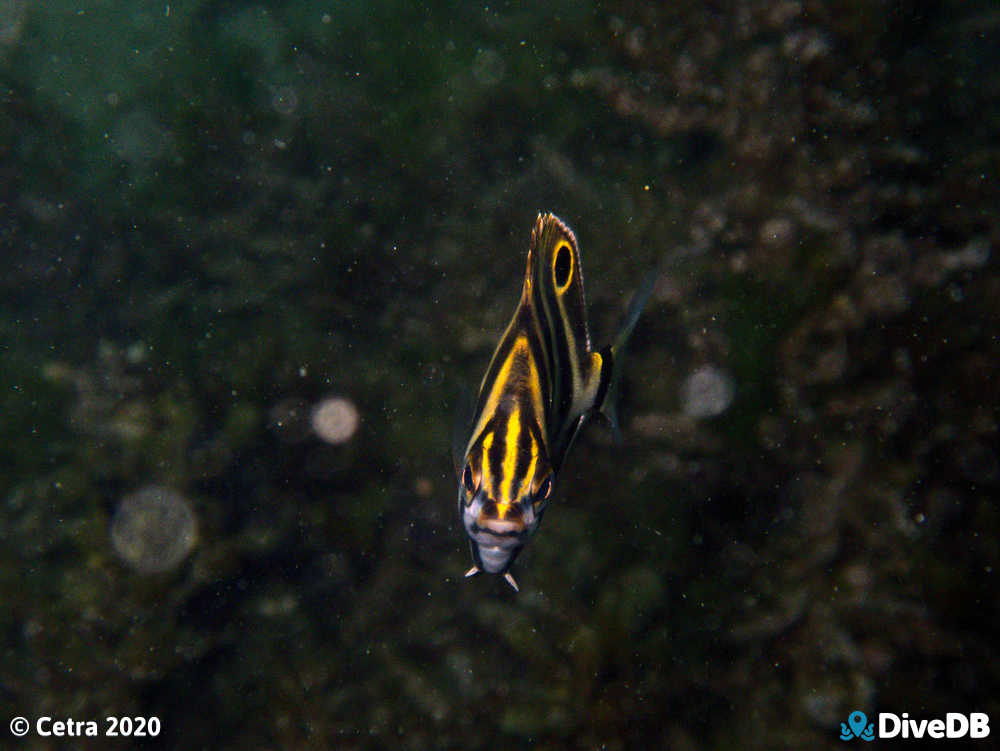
597;270;656;442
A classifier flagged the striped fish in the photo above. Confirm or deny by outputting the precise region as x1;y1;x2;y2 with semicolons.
457;212;653;590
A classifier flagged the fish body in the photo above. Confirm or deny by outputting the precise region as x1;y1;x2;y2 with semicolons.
457;213;652;589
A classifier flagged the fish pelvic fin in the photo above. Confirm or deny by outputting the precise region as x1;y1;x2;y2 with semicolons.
597;270;657;443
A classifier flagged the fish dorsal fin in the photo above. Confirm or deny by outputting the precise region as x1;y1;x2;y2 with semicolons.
529;213;591;355
526;212;606;469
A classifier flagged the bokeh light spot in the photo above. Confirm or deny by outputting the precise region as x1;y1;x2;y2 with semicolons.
310;396;360;444
681;365;735;418
111;486;197;574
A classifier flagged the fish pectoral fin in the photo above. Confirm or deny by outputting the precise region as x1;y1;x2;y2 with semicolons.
465;566;481;578
593;346;622;444
503;572;520;592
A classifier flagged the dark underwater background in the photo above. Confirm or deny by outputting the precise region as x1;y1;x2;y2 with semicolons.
2;1;998;749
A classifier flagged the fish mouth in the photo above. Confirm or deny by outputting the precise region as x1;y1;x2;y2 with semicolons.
474;516;525;535
470;527;522;546
466;520;525;574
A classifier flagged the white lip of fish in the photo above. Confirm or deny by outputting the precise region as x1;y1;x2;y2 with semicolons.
477;518;524;535
469;529;521;552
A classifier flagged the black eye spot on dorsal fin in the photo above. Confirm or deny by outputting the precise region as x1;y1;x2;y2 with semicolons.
554;244;572;289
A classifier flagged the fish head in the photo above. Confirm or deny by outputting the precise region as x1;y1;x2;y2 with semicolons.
457;430;554;575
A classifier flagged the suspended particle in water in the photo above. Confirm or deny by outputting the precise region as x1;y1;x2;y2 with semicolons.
111;486;197;574
268;397;312;443
681;365;735;419
758;216;795;247
310;396;360;444
270;85;299;115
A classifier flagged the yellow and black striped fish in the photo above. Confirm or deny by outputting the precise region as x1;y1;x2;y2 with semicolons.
457;212;653;590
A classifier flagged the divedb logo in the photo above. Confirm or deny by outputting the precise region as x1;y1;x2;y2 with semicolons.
840;710;991;741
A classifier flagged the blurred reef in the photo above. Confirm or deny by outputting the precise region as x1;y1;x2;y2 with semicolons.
2;1;998;749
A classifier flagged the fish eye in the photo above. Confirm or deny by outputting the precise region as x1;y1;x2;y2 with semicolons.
462;463;476;494
554;244;572;289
